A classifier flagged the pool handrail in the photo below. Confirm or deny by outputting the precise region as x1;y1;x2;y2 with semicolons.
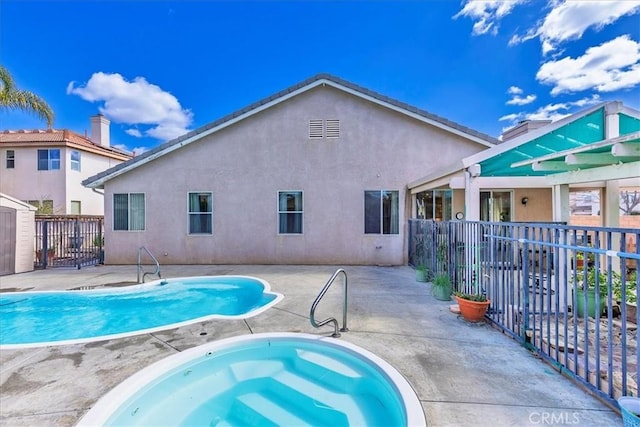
310;268;348;337
137;246;162;283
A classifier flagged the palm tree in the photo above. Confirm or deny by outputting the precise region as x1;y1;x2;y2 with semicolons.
0;65;54;128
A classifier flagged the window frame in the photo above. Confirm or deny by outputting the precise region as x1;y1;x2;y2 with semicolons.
37;149;61;171
278;190;304;234
113;193;146;231
6;150;15;168
364;190;400;235
70;150;81;171
187;191;213;235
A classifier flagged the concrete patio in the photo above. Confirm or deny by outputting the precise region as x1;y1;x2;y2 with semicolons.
0;264;622;426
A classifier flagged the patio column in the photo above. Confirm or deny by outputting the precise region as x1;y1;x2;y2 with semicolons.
552;184;570;223
604;102;622;273
464;166;481;221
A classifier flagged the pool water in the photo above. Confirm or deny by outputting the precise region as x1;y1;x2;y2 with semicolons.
77;333;425;427
0;276;282;348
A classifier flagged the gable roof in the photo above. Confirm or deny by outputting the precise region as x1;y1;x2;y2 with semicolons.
83;73;498;189
0;129;132;161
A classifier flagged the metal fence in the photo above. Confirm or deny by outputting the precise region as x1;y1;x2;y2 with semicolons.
408;219;639;405
35;215;104;269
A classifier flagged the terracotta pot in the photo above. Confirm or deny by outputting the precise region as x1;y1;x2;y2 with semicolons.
455;296;490;322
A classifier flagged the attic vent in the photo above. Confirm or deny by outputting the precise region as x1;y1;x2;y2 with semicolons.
325;119;340;138
309;120;324;139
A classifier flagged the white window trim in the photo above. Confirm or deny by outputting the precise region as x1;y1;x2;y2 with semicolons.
277;190;304;235
113;192;146;232
187;191;213;235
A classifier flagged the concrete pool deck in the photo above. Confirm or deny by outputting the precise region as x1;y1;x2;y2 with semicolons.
0;264;622;426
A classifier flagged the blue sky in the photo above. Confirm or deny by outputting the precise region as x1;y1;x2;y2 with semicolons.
2;0;639;154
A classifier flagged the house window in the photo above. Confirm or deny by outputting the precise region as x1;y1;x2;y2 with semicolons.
365;190;399;234
416;190;452;221
188;192;213;234
27;200;53;215
71;201;81;215
6;150;15;168
113;193;145;231
278;191;303;234
37;149;60;170
308;119;340;139
71;150;81;171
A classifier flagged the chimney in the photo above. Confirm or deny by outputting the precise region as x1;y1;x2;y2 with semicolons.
501;120;552;142
90;114;110;147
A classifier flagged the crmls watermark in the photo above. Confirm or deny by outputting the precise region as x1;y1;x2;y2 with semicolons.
529;411;581;425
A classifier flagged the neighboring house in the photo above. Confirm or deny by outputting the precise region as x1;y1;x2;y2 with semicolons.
408;101;640;226
0;115;132;215
83;74;497;265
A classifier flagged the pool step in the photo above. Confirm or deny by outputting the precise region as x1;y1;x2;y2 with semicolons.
293;348;364;393
228;392;310;426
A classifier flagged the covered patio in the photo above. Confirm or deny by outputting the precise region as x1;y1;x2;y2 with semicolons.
407;100;640;407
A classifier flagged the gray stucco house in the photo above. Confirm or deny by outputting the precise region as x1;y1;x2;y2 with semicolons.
83;74;496;265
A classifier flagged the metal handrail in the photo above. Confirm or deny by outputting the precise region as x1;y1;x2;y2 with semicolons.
137;246;162;283
310;268;348;338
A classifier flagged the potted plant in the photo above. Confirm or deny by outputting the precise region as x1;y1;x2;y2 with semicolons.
36;246;56;263
572;268;611;318
454;289;490;322
415;265;429;282
93;234;105;264
432;273;452;301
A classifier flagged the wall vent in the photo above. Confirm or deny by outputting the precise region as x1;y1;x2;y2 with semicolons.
309;120;324;139
308;119;340;139
325;119;340;139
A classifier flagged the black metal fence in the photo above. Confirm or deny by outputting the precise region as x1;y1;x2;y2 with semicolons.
409;219;639;405
35;215;104;269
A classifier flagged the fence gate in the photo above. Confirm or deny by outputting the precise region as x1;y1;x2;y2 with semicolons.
34;215;103;269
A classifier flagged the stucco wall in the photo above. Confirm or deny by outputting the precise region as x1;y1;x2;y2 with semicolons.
103;86;488;265
513;188;553;222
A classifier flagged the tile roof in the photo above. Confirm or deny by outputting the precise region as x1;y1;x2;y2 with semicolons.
84;73;499;188
0;129;132;159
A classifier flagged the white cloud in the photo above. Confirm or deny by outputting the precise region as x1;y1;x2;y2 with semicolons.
499;94;601;124
508;86;523;95
536;35;640;95
506;94;537;106
510;0;640;54
453;0;528;35
125;128;142;138
67;72;193;141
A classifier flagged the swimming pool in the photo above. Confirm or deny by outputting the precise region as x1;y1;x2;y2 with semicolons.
77;333;426;426
0;276;282;349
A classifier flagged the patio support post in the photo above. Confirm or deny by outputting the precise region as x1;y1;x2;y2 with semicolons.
464;168;480;221
552;184;570;223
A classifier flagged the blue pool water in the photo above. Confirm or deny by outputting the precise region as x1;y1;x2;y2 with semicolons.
77;333;426;427
0;276;282;348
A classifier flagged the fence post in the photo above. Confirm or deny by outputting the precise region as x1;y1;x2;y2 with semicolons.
42;220;49;269
522;226;530;339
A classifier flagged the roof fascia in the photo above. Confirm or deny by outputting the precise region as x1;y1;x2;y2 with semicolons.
461;102;610;169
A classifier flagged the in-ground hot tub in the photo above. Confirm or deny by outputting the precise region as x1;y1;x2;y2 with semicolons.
77;333;426;426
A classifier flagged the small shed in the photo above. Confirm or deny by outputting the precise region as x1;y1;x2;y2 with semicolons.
0;193;36;275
